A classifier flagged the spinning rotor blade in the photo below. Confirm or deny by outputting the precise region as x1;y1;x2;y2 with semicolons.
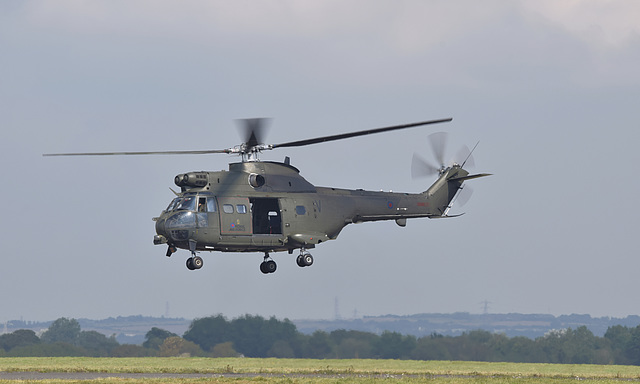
455;185;474;207
428;131;448;167
43;149;230;157
44;117;452;158
411;153;440;178
454;144;475;168
237;118;271;151
272;118;452;149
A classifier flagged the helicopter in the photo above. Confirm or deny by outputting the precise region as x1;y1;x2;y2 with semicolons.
44;117;490;274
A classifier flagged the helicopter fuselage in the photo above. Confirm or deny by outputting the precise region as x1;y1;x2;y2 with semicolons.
153;160;466;255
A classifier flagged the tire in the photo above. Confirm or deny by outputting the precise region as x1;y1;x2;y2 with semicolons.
296;255;305;267
303;254;314;267
186;258;195;270
260;262;269;274
266;260;277;273
192;256;204;269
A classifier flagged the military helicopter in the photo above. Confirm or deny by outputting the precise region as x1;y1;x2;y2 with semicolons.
44;117;490;274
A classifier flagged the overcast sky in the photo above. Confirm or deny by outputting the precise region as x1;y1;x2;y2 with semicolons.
2;1;640;323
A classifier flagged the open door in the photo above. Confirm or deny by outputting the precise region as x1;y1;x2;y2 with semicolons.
250;198;282;235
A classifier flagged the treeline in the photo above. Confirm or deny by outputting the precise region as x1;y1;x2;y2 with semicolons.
3;315;640;365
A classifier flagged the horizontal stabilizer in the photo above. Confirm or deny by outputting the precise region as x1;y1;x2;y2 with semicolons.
449;173;492;182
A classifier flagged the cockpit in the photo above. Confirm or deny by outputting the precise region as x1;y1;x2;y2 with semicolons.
165;194;217;213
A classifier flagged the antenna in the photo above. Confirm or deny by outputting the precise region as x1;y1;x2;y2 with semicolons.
480;300;491;315
334;297;342;320
461;141;480;168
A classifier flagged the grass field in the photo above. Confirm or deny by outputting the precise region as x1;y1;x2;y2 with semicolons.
2;357;640;383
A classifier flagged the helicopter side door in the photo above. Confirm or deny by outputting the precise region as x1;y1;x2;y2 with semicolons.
218;197;252;236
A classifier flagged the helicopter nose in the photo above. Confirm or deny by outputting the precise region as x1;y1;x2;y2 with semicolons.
154;217;168;245
162;211;195;242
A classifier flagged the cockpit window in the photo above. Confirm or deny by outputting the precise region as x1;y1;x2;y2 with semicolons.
176;196;196;211
166;198;180;212
198;197;207;212
166;195;216;212
207;198;216;212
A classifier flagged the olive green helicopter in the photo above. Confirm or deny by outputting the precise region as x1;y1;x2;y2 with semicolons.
44;118;490;274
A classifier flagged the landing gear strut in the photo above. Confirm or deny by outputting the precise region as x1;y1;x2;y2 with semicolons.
186;239;203;270
260;252;277;274
296;250;314;268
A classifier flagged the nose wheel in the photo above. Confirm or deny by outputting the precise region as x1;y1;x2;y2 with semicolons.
186;239;203;270
186;256;203;270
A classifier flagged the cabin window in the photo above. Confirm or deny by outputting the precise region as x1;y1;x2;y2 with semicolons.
295;205;306;215
236;204;247;214
223;204;234;214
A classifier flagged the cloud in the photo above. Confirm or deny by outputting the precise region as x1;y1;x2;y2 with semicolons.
522;0;640;47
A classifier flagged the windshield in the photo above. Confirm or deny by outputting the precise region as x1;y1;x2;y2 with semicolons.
166;198;180;211
165;196;198;212
176;196;197;211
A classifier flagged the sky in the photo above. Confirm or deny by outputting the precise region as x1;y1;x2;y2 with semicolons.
2;0;640;324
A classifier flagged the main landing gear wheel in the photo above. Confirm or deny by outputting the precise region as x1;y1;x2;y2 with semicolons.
186;256;203;270
260;252;277;274
260;260;277;274
296;252;313;267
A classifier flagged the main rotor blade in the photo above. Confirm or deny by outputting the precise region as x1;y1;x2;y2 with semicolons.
272;118;452;149
43;149;230;157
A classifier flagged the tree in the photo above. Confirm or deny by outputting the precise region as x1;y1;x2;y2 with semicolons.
267;340;295;358
40;318;81;345
230;315;298;357
158;336;203;357
76;330;119;357
183;315;230;352
373;331;416;359
412;334;452;361
211;342;238;357
625;325;640;365
330;330;376;359
306;331;335;358
143;327;177;350
0;329;40;352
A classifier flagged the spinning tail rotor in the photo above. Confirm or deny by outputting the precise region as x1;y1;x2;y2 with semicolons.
411;132;478;179
412;132;490;210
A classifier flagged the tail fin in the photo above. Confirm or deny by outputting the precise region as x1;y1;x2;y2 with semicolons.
424;167;491;217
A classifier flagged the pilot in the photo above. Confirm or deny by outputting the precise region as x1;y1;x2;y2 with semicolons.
198;198;206;212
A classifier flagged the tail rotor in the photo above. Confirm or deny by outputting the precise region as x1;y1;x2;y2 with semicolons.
412;132;476;178
412;132;488;212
